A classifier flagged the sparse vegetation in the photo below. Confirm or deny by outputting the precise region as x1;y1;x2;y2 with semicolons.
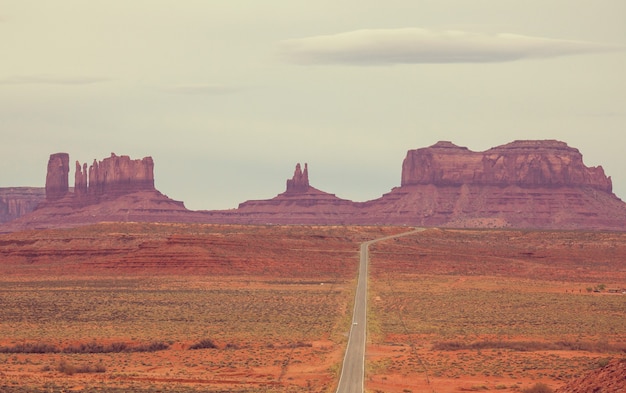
432;339;626;353
366;228;626;392
0;341;169;354
1;224;625;392
189;339;217;350
57;359;106;375
521;382;554;393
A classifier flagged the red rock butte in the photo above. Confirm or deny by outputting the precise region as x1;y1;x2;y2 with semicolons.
1;140;626;231
401;140;611;191
73;153;156;202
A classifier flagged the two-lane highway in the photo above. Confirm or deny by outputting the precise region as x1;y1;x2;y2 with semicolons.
336;229;424;393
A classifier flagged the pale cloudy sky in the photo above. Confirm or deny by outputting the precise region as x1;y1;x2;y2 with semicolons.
2;1;625;210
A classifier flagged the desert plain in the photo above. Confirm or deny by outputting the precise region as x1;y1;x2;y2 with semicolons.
0;223;625;392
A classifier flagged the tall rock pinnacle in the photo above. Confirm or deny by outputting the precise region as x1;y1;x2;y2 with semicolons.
45;153;70;201
286;163;310;193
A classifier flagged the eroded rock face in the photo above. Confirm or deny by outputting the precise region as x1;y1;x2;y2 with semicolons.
286;163;310;193
77;153;155;200
0;188;46;223
3;152;180;231
5;142;626;231
401;140;612;192
45;153;70;201
236;162;357;222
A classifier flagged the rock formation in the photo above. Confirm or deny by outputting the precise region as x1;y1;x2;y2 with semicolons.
286;163;310;193
75;161;88;197
555;358;626;393
45;153;70;201
234;163;357;223
363;140;625;229
3;141;626;231
401;140;612;191
1;152;186;232
76;153;155;201
0;187;46;224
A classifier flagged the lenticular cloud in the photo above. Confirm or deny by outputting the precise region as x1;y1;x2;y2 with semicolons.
279;28;620;65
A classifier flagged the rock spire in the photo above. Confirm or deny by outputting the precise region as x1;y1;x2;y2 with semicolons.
45;153;70;201
286;163;310;193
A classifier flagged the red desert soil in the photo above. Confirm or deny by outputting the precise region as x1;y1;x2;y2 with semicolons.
555;358;626;393
0;224;625;392
367;228;626;393
0;223;404;393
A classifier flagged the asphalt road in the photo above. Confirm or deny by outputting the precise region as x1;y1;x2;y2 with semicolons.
335;229;424;393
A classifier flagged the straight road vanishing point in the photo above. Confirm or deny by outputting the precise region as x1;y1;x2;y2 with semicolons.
336;228;425;393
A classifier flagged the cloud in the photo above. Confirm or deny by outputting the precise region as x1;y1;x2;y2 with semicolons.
0;75;110;85
161;84;244;95
279;28;622;65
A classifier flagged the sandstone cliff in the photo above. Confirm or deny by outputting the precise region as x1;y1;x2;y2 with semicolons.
75;153;155;201
401;140;612;191
3;141;626;231
233;163;358;223
0;188;46;224
286;163;310;193
1;153;186;232
45;153;69;201
363;140;625;229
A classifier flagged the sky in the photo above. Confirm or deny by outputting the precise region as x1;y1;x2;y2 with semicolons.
2;1;625;210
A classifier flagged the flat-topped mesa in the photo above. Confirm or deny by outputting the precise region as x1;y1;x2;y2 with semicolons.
45;153;70;201
401;140;612;192
75;153;155;199
285;163;310;194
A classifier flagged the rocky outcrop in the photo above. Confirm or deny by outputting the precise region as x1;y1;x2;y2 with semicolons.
401;140;612;191
363;140;625;229
1;152;186;232
3;141;626;231
45;153;70;201
233;163;358;224
286;163;310;193
556;358;626;393
0;188;46;224
75;161;88;197
76;153;155;201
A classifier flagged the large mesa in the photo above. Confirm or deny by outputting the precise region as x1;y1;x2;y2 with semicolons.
401;140;612;191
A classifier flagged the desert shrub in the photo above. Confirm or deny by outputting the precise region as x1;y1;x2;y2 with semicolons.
225;342;240;350
57;360;77;375
0;343;58;354
433;340;626;353
63;342;109;353
0;341;168;355
431;341;465;351
522;382;554;393
133;341;169;352
76;363;106;373
57;360;106;375
275;341;314;349
62;341;167;353
189;339;217;350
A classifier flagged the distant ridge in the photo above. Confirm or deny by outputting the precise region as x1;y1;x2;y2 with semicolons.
2;140;625;232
